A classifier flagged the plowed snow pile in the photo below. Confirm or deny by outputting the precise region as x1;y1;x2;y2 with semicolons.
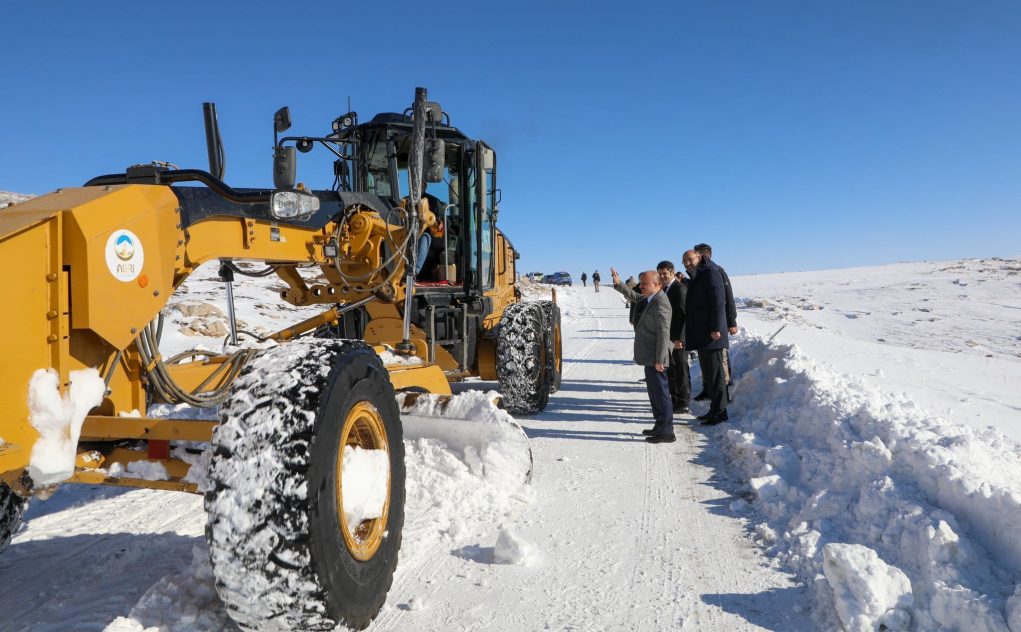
723;334;1021;630
723;257;1021;630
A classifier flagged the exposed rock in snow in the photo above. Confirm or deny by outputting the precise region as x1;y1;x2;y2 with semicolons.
0;190;33;208
171;302;225;318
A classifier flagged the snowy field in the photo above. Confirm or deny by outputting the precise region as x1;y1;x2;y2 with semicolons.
1;256;1020;631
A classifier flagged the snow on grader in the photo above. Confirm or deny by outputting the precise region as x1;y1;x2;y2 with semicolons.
0;88;561;630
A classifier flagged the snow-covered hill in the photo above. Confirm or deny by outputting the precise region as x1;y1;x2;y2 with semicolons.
0;190;33;208
2;257;1020;631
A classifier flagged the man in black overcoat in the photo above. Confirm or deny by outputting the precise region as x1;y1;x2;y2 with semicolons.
656;260;690;414
693;243;737;396
681;250;729;425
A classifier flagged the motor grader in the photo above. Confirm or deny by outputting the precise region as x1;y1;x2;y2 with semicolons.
0;88;561;630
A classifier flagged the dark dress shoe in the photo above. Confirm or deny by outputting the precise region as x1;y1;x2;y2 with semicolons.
673;405;691;415
693;391;709;402
645;434;676;444
696;412;712;421
700;410;729;426
642;428;658;436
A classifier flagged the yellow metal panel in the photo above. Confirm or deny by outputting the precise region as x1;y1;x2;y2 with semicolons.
63;185;178;350
162;359;235;395
182;217;318;268
477;338;497;380
386;364;452;395
365;316;459;371
79;416;217;442
0;444;27;481
69;470;199;494
0;212;63;477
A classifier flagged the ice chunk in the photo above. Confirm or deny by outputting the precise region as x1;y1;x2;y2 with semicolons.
494;527;536;565
107;460;170;481
823;543;913;632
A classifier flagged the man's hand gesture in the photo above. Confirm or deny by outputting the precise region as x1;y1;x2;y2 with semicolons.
610;268;621;285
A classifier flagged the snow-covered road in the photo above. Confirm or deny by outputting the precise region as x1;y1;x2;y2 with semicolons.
5;258;1021;631
374;287;814;631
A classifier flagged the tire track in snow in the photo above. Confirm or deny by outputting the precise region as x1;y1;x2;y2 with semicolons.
559;289;605;380
0;489;203;630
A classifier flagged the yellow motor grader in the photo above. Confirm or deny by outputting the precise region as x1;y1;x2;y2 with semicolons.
0;88;561;630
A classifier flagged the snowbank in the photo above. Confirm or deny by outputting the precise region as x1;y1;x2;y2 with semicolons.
723;333;1021;629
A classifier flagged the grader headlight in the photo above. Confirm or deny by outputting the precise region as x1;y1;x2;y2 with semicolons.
271;191;320;220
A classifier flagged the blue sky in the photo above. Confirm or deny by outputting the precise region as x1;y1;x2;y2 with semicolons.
2;1;1019;276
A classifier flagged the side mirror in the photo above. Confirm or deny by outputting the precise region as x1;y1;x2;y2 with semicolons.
274;107;292;134
425;138;445;183
273;146;296;190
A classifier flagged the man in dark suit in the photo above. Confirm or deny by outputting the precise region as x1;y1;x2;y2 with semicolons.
656;261;690;414
681;250;729;425
692;243;738;399
611;267;675;443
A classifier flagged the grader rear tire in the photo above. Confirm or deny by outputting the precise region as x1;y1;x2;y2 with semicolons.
205;339;405;631
0;483;27;556
496;302;552;414
536;301;563;394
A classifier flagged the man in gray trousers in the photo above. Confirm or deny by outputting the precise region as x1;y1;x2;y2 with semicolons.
611;267;675;443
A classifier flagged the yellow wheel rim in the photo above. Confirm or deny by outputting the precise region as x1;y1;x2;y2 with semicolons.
554;321;562;376
336;401;391;562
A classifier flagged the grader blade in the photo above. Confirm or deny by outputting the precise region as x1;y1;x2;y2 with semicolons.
397;391;534;484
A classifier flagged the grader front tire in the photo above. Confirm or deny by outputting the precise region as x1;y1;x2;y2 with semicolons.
205;339;405;631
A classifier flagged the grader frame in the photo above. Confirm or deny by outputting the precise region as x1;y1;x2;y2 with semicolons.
0;87;533;497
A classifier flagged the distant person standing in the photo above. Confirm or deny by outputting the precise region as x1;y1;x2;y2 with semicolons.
682;249;729;425
581;272;588;287
692;243;737;399
611;267;675;443
657;260;690;415
592;270;601;292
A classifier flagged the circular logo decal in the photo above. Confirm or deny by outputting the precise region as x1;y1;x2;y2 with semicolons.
105;229;145;282
114;234;135;260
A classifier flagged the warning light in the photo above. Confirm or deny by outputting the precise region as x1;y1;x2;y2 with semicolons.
138;274;149;288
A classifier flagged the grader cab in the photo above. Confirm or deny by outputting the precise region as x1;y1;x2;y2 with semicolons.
0;88;561;630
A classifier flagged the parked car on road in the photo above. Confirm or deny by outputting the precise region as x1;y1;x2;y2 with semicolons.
526;271;545;283
543;271;573;286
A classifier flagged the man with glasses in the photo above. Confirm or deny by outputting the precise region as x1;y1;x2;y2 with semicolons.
656;260;690;415
611;267;675;443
